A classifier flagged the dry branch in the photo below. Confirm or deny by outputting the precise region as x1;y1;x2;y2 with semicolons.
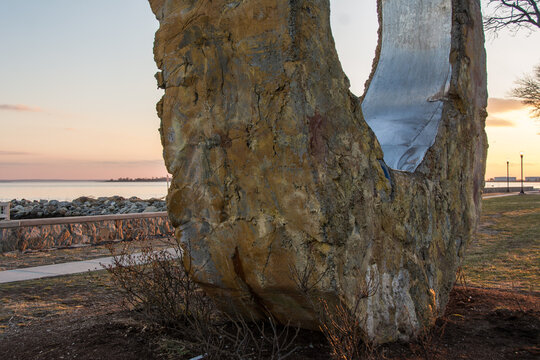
484;0;540;34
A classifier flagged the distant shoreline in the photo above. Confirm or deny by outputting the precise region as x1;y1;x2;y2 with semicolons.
486;181;540;184
0;180;104;183
0;180;169;202
105;177;168;183
1;179;538;183
0;179;168;183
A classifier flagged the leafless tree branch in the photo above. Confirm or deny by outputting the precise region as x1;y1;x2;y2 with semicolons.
512;63;540;118
484;0;540;35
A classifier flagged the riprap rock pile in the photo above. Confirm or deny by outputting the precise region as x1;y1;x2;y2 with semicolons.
9;196;166;219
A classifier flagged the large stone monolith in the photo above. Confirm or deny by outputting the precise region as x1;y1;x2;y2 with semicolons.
149;0;487;343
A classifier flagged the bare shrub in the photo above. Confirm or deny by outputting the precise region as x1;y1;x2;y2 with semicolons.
455;266;469;293
105;242;196;326
408;325;436;360
319;279;379;360
289;261;329;296
289;262;379;360
188;310;299;360
407;313;452;360
106;239;299;359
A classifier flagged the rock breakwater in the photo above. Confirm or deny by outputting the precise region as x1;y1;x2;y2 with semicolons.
8;196;167;220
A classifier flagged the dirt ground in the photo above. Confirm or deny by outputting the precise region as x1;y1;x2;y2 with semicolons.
0;273;538;360
0;272;155;359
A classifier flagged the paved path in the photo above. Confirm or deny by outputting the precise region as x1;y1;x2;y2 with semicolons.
483;191;540;199
0;248;180;284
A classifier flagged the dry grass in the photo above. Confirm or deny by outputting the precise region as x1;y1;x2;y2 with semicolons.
462;194;540;292
0;270;116;334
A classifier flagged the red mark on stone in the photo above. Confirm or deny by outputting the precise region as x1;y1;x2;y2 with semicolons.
220;133;232;148
308;112;327;161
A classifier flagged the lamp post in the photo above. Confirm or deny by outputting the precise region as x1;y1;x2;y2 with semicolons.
507;160;510;193
520;152;525;195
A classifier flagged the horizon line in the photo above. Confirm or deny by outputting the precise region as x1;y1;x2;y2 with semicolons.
0;178;169;182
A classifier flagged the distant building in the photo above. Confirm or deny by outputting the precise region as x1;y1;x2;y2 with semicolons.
526;177;540;182
493;177;516;182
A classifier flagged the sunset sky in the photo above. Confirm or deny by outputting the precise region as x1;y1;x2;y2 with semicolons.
1;0;539;180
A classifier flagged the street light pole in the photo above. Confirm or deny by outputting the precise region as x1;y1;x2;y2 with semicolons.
520;152;525;195
507;160;510;193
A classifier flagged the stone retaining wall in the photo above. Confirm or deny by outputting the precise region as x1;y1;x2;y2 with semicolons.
0;212;172;253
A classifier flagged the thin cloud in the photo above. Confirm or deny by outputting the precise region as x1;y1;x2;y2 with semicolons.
0;104;44;112
487;98;525;113
486;117;516;127
0;150;33;156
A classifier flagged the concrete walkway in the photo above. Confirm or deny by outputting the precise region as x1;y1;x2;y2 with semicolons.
0;248;180;284
483;190;540;199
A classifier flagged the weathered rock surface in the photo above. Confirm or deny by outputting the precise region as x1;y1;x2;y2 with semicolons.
149;0;487;343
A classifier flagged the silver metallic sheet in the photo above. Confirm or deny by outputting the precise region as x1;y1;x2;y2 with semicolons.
362;0;452;172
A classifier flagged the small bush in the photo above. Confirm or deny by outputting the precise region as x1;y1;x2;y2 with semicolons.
289;262;379;360
105;242;196;326
318;280;378;360
106;239;299;359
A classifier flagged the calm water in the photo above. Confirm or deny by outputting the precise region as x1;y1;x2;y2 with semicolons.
1;180;537;202
0;181;169;201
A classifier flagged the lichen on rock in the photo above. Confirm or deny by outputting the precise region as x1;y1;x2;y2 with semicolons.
149;0;487;343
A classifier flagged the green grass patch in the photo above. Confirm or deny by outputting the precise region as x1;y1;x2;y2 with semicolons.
462;195;540;292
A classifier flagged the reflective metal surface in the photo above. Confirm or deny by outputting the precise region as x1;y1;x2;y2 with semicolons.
362;0;452;172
